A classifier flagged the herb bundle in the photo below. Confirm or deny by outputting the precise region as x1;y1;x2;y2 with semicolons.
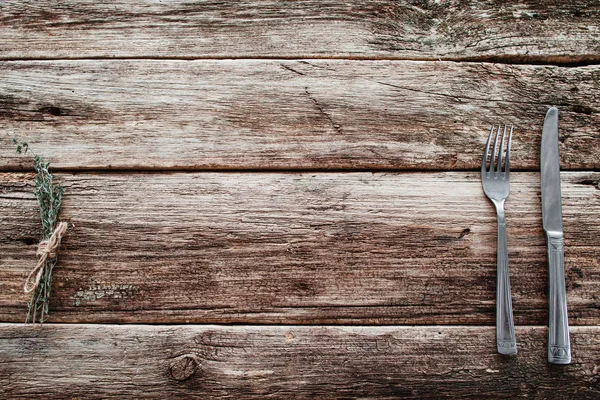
14;139;66;323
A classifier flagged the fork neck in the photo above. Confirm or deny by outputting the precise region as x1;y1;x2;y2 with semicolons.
493;199;506;221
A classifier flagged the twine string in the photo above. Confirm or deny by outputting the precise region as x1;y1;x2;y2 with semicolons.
24;221;68;293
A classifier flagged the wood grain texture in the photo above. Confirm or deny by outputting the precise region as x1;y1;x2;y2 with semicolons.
1;60;599;171
1;1;600;62
2;171;599;324
1;324;599;399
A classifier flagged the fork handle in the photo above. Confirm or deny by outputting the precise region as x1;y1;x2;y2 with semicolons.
496;212;517;355
546;232;571;364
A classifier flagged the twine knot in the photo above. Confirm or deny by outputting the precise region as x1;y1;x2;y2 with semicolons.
24;222;68;293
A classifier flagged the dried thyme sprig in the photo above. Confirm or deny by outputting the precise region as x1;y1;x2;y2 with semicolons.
14;138;65;323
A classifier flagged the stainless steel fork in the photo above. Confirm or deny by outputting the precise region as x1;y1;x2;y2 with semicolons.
481;124;517;356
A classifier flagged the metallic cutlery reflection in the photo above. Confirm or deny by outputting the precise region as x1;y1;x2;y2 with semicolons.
541;107;571;364
481;124;517;355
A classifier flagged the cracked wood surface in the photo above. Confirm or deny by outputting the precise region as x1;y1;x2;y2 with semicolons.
1;324;599;399
1;60;599;171
1;1;600;62
2;2;600;396
1;171;599;324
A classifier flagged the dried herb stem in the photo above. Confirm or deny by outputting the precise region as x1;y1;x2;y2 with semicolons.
14;139;65;323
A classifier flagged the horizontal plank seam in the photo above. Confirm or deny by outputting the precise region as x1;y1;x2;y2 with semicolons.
1;167;599;174
1;56;599;68
0;323;594;328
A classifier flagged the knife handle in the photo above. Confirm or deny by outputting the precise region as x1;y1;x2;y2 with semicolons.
547;232;571;364
496;214;517;355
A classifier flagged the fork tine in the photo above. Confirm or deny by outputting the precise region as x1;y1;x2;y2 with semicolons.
482;125;494;174
489;124;501;173
505;125;513;175
497;125;507;173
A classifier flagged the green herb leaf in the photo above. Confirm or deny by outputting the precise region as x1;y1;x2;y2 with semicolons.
15;140;65;323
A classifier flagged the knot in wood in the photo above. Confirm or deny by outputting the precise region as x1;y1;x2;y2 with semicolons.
169;353;201;382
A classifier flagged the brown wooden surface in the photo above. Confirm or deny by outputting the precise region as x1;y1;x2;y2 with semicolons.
1;171;599;324
1;60;599;171
2;1;600;397
1;324;599;399
1;1;599;63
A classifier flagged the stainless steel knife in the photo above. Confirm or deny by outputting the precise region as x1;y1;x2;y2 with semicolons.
541;106;571;364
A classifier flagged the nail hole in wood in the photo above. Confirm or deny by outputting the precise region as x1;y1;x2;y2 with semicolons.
38;106;62;116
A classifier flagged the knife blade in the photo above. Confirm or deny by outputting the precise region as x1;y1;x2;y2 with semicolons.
541;106;571;364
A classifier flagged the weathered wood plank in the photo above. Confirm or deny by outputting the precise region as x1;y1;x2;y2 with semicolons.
1;324;599;399
1;172;599;324
1;60;599;171
1;1;600;62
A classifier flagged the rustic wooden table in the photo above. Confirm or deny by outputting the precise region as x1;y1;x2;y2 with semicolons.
1;1;600;398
